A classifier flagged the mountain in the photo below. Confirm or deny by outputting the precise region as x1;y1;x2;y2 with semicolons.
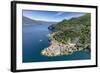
22;16;57;26
22;16;39;25
49;13;91;50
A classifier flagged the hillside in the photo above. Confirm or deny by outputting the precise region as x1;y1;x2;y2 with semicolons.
50;13;91;49
42;13;91;57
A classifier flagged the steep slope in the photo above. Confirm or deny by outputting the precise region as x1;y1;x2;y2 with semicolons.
50;13;91;49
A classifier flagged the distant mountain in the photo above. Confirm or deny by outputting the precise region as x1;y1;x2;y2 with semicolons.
22;16;57;26
22;16;38;25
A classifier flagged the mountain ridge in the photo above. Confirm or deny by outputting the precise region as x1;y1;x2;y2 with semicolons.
22;16;57;26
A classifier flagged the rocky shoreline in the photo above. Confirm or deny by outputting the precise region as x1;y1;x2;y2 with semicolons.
41;33;84;57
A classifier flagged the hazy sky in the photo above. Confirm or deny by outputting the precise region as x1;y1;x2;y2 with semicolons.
23;10;85;22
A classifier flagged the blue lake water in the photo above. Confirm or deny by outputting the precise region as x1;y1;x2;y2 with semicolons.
22;24;90;63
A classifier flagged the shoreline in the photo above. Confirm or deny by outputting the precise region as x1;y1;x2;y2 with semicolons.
41;33;84;57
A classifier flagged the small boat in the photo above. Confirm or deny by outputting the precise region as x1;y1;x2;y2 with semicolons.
40;40;42;42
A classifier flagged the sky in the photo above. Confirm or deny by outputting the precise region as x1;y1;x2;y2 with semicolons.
23;10;85;22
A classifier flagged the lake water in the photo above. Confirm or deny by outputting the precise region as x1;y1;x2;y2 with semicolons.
22;23;90;63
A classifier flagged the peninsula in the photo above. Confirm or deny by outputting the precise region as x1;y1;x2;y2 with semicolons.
41;13;91;57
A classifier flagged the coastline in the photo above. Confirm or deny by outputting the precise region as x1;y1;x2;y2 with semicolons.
41;33;84;57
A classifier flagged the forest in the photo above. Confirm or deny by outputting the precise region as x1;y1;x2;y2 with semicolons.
49;13;91;51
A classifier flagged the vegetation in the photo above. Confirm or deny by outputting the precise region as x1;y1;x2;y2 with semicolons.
49;13;91;50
